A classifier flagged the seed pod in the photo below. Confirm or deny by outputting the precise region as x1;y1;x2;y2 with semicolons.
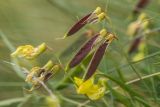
65;13;92;37
69;34;99;68
133;0;150;14
85;41;108;80
128;37;142;54
85;33;117;80
64;7;107;37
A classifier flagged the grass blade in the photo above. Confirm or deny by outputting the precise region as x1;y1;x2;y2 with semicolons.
0;31;25;79
0;97;24;106
107;84;134;107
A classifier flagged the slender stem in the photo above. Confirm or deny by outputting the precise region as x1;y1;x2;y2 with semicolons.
102;98;109;107
108;27;160;74
37;79;57;100
104;72;160;94
0;97;25;106
126;72;160;85
58;94;92;107
77;100;90;107
108;50;160;73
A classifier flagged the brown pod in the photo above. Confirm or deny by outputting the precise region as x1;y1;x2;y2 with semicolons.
128;37;142;54
85;41;108;80
133;0;150;14
66;13;92;37
69;34;99;68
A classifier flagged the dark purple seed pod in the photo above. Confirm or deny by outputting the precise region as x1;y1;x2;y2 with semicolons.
65;13;92;37
44;72;53;82
128;37;142;54
69;34;99;68
133;0;150;14
85;41;108;80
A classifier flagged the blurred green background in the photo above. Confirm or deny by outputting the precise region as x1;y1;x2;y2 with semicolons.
0;0;160;107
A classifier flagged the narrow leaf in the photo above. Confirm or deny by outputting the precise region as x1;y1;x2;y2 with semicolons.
97;73;145;98
135;96;151;107
0;97;24;106
65;13;92;37
69;34;99;68
107;84;134;107
85;41;108;80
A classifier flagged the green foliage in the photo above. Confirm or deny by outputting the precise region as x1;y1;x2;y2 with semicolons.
0;0;160;107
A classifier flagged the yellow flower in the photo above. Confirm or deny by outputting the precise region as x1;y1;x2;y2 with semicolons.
74;77;106;100
11;43;47;59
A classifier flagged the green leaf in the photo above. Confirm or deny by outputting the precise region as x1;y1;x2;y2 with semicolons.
108;84;134;107
0;97;24;106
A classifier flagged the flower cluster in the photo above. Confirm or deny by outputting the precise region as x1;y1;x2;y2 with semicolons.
11;43;61;91
11;6;117;101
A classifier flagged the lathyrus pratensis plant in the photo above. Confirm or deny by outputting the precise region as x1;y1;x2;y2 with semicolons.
11;6;117;101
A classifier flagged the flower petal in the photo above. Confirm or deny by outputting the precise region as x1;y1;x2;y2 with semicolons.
74;77;83;87
77;78;93;94
86;85;105;100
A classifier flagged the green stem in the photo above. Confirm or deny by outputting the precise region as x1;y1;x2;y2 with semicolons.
108;50;160;73
101;72;160;95
58;94;92;107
